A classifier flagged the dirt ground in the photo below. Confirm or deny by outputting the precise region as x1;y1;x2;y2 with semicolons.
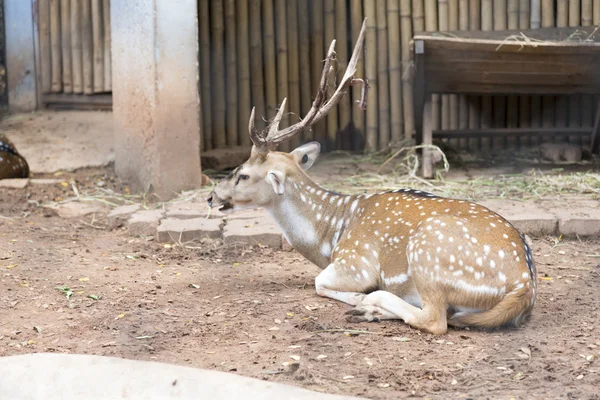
1;168;599;400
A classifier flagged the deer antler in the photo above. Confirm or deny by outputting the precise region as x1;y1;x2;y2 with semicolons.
249;18;368;153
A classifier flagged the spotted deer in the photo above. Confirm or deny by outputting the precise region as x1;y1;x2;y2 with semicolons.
207;19;537;335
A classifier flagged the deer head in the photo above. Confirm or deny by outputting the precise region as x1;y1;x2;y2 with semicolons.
207;19;367;214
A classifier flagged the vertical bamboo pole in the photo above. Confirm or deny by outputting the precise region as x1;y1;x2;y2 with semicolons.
199;0;213;150
324;0;338;151
263;0;277;126
81;0;93;94
102;0;111;92
49;0;62;92
60;0;72;93
39;0;52;93
594;0;600;24
70;0;82;94
448;0;459;140
304;0;328;146
458;0;469;149
448;0;460;146
530;0;541;141
492;0;506;151
286;0;301;149
211;0;226;148
351;0;365;150
568;0;581;144
364;1;378;152
518;0;530;147
377;1;391;150
91;0;104;93
540;0;554;142
336;0;351;144
225;0;238;147
480;0;492;150
249;0;266;134
236;0;251;147
401;0;415;141
311;0;326;145
412;0;425;32
298;0;312;141
438;0;450;131
468;0;481;150
425;0;439;131
581;1;594;132
555;0;568;142
506;0;518;148
275;0;290;151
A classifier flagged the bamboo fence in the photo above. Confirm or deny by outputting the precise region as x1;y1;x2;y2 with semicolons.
34;0;600;154
37;0;112;96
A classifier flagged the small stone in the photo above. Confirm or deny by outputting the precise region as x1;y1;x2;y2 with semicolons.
107;204;141;229
223;217;282;249
45;202;106;219
156;218;222;243
128;209;164;236
0;178;29;189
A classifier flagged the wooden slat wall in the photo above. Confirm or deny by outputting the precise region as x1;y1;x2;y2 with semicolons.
198;0;600;153
38;0;112;96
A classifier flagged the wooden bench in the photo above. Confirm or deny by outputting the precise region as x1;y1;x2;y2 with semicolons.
411;26;600;178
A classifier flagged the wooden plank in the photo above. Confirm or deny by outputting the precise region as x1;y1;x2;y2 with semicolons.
49;0;62;92
91;0;104;92
60;0;72;93
81;0;94;94
591;102;600;152
42;93;112;109
39;0;52;93
414;25;600;41
70;0;83;94
422;96;433;178
102;0;111;92
433;127;592;138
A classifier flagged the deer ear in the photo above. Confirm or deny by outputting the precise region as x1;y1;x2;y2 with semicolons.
266;170;286;195
290;141;321;170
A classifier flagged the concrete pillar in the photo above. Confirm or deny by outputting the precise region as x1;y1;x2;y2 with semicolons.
4;0;38;112
111;0;202;199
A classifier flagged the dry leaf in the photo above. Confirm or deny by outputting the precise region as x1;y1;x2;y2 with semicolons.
342;376;354;380
289;355;300;361
5;264;18;269
78;277;89;282
115;313;126;320
268;327;280;331
316;354;327;360
377;383;390;388
520;347;531;358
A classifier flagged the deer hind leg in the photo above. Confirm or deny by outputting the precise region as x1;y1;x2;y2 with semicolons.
346;290;448;335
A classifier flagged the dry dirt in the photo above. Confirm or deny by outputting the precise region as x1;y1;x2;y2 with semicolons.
1;168;600;400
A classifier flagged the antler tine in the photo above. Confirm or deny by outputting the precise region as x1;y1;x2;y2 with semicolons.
258;18;368;146
266;98;287;141
248;107;268;153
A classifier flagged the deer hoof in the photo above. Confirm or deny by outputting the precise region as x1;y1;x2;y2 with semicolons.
345;306;382;323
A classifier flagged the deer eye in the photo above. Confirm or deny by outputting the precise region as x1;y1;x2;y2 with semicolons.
235;174;249;186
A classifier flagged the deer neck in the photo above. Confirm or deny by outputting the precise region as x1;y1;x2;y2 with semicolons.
265;175;353;269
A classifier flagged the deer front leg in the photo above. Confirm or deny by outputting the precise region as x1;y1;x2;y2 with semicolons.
346;290;448;335
315;262;397;320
